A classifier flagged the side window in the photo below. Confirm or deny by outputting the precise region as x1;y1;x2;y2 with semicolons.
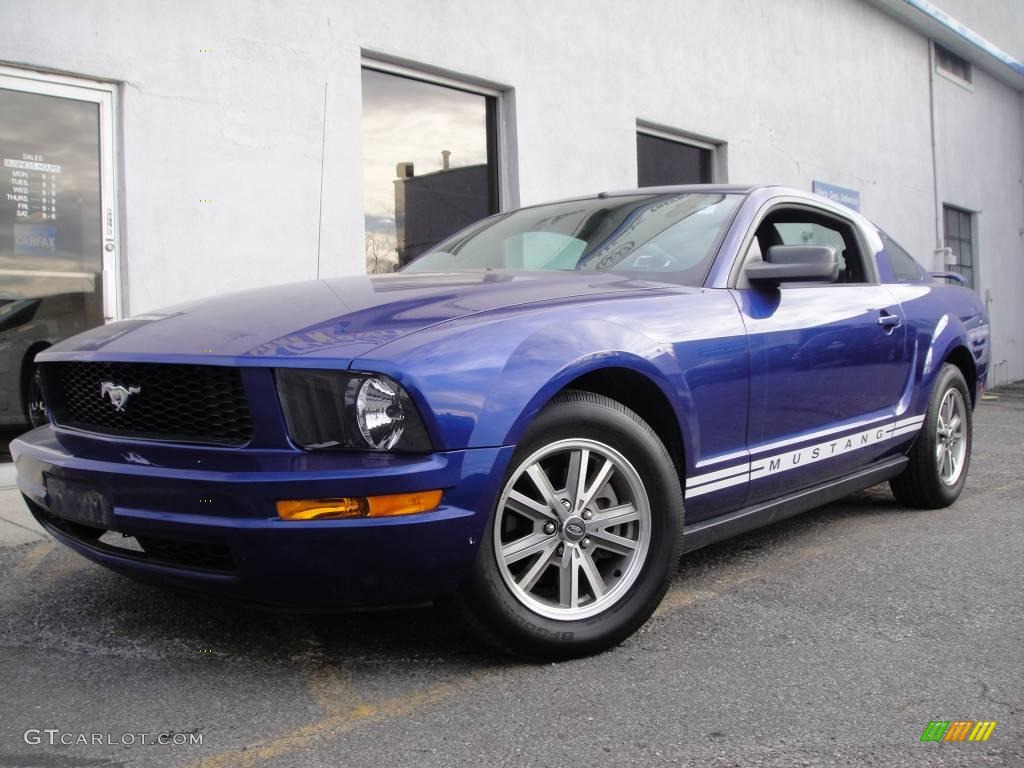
773;223;848;270
880;233;925;282
754;209;868;283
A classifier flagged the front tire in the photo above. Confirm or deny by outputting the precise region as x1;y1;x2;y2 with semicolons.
23;362;48;428
890;363;972;509
456;390;684;660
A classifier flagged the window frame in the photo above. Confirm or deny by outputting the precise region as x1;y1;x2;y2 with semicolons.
0;65;122;321
934;43;974;90
360;56;517;213
635;121;724;186
728;200;879;289
943;204;977;289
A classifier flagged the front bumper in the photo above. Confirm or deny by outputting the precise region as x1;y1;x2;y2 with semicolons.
13;426;513;609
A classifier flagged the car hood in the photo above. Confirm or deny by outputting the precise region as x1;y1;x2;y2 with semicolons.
40;271;683;366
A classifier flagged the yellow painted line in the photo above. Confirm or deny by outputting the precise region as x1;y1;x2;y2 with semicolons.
196;615;492;768
35;553;92;591
654;587;720;614
194;681;465;768
197;536;836;766
303;662;367;718
655;573;758;616
656;541;835;617
273;617;370;717
7;540;55;578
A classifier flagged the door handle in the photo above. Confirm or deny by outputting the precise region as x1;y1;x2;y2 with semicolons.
877;311;902;333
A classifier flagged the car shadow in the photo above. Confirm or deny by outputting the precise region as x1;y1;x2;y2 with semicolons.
676;483;910;576
2;484;914;666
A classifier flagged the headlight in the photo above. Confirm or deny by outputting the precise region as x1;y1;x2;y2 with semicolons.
355;376;406;449
275;369;431;452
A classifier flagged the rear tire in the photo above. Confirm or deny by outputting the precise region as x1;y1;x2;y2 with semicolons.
456;390;684;660
890;363;972;509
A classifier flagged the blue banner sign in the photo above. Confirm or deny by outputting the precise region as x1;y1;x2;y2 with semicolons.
812;181;860;211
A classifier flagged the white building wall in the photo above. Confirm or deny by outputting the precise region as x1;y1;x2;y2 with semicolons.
934;65;1024;385
0;0;1021;377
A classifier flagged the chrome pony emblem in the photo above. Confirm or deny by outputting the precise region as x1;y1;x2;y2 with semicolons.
100;381;141;412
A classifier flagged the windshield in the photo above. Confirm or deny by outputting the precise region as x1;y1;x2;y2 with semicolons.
402;192;742;286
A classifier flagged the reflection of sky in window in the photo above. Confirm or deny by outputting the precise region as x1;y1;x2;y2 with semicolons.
361;69;488;240
0;88;101;299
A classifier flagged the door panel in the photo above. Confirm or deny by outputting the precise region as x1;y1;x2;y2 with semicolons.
734;284;910;503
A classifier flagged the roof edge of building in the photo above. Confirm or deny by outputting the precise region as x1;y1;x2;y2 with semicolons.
864;0;1024;91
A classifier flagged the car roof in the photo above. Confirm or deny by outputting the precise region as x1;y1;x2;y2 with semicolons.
602;184;875;224
596;183;758;197
528;184;835;207
507;185;873;231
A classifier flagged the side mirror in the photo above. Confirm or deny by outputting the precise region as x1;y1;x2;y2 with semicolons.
745;245;839;285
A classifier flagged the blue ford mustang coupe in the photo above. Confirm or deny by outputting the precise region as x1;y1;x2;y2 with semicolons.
15;185;988;659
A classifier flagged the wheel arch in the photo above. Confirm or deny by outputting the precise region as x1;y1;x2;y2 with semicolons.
943;344;977;406
500;355;689;494
20;341;52;411
561;367;686;490
22;340;51;367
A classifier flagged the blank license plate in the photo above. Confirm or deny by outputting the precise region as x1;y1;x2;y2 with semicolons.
44;477;112;529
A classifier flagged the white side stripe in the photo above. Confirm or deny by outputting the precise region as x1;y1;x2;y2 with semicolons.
889;424;925;438
684;462;750;489
694;414;892;468
693;448;749;469
686;413;926;499
685;473;749;497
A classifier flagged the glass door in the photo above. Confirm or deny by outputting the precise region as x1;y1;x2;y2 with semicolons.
0;68;119;454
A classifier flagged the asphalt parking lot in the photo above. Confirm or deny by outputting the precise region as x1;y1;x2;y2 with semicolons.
0;389;1021;768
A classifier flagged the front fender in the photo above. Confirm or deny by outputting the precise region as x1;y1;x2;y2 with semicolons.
350;305;689;451
478;318;686;448
352;291;749;479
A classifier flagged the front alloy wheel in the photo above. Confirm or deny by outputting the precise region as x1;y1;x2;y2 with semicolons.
456;390;684;660
494;438;652;621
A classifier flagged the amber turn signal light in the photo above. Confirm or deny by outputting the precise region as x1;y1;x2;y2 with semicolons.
276;490;443;521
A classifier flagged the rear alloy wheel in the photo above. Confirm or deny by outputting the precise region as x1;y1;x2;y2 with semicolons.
890;363;973;509
935;387;968;487
456;391;683;660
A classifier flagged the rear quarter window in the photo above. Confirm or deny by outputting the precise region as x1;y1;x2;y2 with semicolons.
881;233;925;282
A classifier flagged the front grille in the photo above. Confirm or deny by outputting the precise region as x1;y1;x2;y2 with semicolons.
135;535;234;571
29;498;236;573
43;361;253;446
